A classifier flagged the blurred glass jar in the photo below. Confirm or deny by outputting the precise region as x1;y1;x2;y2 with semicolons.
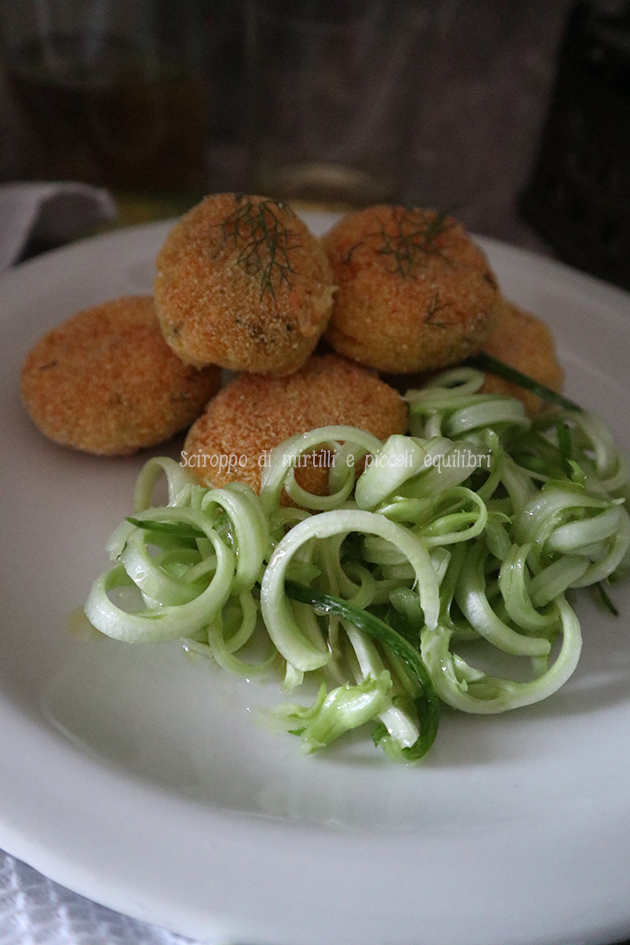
0;0;209;219
250;0;429;211
520;0;630;289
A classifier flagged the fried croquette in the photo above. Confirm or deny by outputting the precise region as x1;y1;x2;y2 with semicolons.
323;204;500;374
480;297;564;415
183;354;408;494
154;193;336;375
21;295;222;455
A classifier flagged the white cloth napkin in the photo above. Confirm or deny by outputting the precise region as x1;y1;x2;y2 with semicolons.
0;852;201;945
0;182;117;273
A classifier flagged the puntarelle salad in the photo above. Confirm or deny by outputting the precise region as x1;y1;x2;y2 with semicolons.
85;367;630;762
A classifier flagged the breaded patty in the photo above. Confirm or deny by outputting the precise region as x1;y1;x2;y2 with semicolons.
154;193;336;375
183;354;408;493
323;205;500;373
481;297;564;415
21;295;222;455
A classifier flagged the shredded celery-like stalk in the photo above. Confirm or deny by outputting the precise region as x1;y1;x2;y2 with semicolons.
84;369;630;762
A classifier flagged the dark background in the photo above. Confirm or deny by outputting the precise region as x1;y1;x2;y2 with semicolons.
0;0;578;249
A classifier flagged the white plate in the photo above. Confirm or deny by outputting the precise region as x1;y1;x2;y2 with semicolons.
1;214;630;945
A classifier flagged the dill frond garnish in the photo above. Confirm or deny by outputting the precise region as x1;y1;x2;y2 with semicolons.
343;206;456;277
424;291;451;328
220;197;302;300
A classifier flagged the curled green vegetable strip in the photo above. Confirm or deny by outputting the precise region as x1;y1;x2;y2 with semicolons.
260;508;440;672
84;368;630;761
282;581;440;760
421;596;582;714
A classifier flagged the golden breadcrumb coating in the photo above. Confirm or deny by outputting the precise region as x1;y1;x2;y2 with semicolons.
154;193;336;374
21;295;222;455
480;297;564;415
183;354;408;494
323;204;500;373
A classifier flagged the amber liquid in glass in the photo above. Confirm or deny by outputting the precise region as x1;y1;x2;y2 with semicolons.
7;34;208;209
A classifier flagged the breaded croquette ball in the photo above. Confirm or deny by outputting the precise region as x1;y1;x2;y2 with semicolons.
183;354;408;494
154;193;336;375
21;296;222;455
480;297;564;415
323;205;500;374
